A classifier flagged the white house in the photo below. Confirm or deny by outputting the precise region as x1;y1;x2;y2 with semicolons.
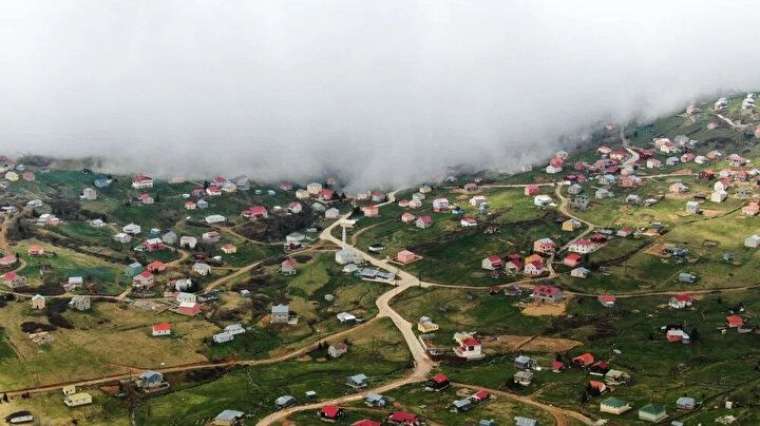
744;234;760;248
193;262;212;276
122;223;141;235
205;214;227;225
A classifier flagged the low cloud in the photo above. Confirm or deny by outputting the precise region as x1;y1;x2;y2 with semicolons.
2;1;760;190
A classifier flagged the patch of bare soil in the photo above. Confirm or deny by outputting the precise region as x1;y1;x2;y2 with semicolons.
485;335;581;352
521;300;568;317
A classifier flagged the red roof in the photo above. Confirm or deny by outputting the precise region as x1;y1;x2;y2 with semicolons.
726;315;744;328
139;270;153;279
674;293;693;302
352;421;381;426
147;261;166;272
133;174;152;182
487;255;502;263
152;322;171;332
533;285;561;297
3;271;17;281
320;405;341;418
598;294;616;303
473;389;490;401
388;412;418;423
552;360;565;370
431;373;449;384
178;304;201;316
460;337;480;346
417;215;432;224
573;353;595;366
320;188;335;199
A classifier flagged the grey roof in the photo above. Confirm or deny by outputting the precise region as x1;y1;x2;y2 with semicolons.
271;304;289;314
514;417;537;426
348;373;368;383
215;410;244;422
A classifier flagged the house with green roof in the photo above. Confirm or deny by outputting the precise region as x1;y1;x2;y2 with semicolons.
600;397;632;415
638;403;667;423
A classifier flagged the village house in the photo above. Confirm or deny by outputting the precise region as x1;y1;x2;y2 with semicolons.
428;373;450;391
3;271;26;288
132;271;155;290
685;200;701;215
533;238;556;254
415;215;432;229
180;236;198;249
726;314;744;328
396;250;418;265
710;190;728;203
281;258;297;275
469;195;487;207
152;322;172;337
568;239;597;254
600;397;632;415
744;234;760;248
271;304;290;324
212;410;245;426
646;158;662;169
80;187;97;201
460;216;477;227
325;207;340;219
570;194;590;210
669;293;694;309
638;404;667;423
143;238;164;252
524;184;540;196
346;373;368;389
481;255;503;271
562;219;582;232
563;253;582;268
132;174;153;189
205;214;227;225
432;198;449;212
453;332;483;360
669;182;689;193
242;205;268;219
400;212;416;224
571;267;590;278
533;194;553;207
362;205;379;217
678;272;697;284
417;316;439;333
513;370;534;386
532;285;563;303
146;260;166;274
595;188;613;199
31;294;45;310
523;254;545;276
676;396;697;410
514;355;535;370
328;342;348;359
597;294;616;308
69;295;91;311
193;262;212;276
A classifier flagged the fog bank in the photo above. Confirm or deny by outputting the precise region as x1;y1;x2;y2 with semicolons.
2;1;760;189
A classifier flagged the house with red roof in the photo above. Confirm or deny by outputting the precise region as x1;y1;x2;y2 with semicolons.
362;205;379;218
598;294;616;308
352;420;381;426
143;238;164;252
726;315;744;328
387;411;420;426
533;238;556;254
572;353;595;368
481;255;503;271
400;212;416;224
669;293;693;309
288;201;303;214
552;360;565;372
319;188;335;202
0;254;17;268
415;215;432;229
523;254;545;276
524;184;540;196
281;257;297;275
471;389;490;402
318;405;344;422
502;254;522;272
430;198;448;212
396;250;418;265
2;271;26;288
563;253;583;268
146;261;167;274
532;285;563;303
28;244;45;256
453;333;483;360
132;271;155;290
151;322;172;337
132;174;154;189
460;216;477;227
243;205;268;219
428;373;450;391
568;239;597;254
